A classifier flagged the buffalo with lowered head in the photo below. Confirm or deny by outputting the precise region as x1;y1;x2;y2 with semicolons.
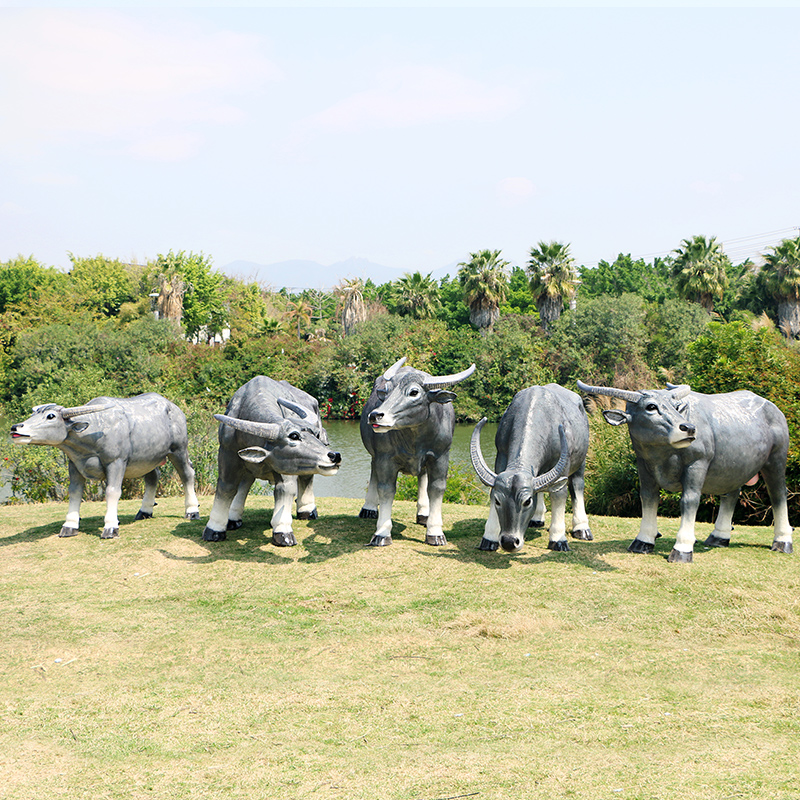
470;384;592;553
203;376;341;546
578;379;793;562
359;357;476;547
10;393;200;539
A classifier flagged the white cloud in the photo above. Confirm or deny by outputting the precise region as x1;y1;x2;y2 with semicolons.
308;64;519;133
0;10;281;160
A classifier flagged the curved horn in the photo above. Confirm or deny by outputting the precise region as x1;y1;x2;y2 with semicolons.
470;417;497;487
423;363;477;390
666;383;692;400
62;403;112;419
214;414;281;441
531;425;570;492
576;379;642;404
382;356;407;381
277;398;308;419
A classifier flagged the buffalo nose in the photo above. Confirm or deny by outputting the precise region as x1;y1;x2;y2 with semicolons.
368;411;383;424
329;451;342;464
680;423;696;436
500;535;522;552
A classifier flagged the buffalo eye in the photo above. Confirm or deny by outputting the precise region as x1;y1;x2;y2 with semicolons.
409;388;420;397
522;497;532;508
645;403;658;412
494;497;501;507
46;413;56;420
288;431;302;441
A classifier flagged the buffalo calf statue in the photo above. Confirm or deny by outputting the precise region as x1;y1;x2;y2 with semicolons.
578;380;793;562
10;394;201;539
359;357;476;547
203;376;341;546
471;384;592;553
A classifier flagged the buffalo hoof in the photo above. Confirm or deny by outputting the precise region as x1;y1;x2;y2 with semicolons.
359;507;379;520
548;539;571;552
58;526;79;538
771;541;793;554
203;527;227;542
272;531;297;547
704;534;730;548
367;534;392;547
226;519;243;531
668;548;693;563
186;511;201;521
426;533;448;546
628;538;654;554
134;510;153;521
479;537;499;551
571;528;593;541
297;508;318;520
416;514;428;526
100;527;119;540
528;519;545;529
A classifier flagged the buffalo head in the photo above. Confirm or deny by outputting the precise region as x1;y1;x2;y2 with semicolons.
10;403;111;446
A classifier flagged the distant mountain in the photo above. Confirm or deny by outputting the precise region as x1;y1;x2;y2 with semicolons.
221;256;459;290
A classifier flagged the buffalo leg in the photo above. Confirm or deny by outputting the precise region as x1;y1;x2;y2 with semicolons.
761;460;793;553
547;485;570;552
167;450;200;520
479;504;501;551
227;475;255;530
424;458;448;546
705;490;738;547
416;472;430;525
669;468;705;563
359;465;379;519
101;460;126;539
630;463;659;554
135;468;160;520
203;456;244;542
569;468;593;540
296;475;318;520
60;460;85;537
529;492;546;528
271;476;297;547
368;461;397;546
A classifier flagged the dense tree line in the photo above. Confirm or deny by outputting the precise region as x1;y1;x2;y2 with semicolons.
2;234;800;524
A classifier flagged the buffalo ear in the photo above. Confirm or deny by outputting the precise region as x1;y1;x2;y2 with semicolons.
427;389;457;405
70;422;90;433
238;446;269;464
602;409;631;427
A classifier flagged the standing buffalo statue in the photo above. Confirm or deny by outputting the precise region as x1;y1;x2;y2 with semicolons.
203;376;341;546
577;380;793;562
470;384;592;553
359;357;476;546
10;394;200;539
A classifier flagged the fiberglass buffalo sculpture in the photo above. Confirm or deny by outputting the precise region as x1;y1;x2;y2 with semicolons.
359;357;476;547
10;393;200;539
577;379;793;562
203;376;341;546
470;384;592;553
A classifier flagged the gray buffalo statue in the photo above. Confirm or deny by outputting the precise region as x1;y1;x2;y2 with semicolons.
359;357;476;547
470;384;592;553
10;393;200;539
203;376;341;546
577;379;793;562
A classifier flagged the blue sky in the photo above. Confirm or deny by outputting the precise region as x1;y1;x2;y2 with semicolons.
1;3;799;284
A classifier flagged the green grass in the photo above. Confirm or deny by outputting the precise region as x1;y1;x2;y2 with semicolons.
1;496;799;800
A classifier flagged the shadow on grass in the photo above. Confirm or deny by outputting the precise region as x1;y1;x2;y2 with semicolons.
0;511;149;546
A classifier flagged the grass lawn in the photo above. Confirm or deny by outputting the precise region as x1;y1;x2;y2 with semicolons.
1;496;798;800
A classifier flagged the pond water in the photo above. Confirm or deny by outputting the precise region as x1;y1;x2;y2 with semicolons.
310;419;498;499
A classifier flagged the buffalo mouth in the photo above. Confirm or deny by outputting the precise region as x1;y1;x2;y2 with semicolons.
10;432;29;441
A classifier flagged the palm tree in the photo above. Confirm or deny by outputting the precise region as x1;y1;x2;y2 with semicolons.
285;299;313;339
761;234;800;339
457;249;510;334
527;241;579;332
392;272;440;319
335;278;367;335
670;235;729;313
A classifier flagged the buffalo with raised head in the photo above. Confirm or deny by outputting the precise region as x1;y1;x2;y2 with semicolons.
577;379;793;562
470;384;592;553
203;376;341;547
359;357;476;547
10;394;200;539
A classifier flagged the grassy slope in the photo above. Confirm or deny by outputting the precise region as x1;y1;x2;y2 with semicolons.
1;496;799;800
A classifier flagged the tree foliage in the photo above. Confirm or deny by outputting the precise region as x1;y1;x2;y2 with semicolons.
457;249;510;334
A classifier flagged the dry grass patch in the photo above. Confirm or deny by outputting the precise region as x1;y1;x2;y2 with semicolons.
1;496;799;799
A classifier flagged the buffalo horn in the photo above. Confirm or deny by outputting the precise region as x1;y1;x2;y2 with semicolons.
277;398;309;419
423;363;477;389
382;356;407;381
531;425;570;491
470;417;497;487
214;414;281;441
665;382;692;399
576;379;642;404
62;403;112;418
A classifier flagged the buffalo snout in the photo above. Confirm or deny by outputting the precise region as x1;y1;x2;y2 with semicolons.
328;451;342;464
